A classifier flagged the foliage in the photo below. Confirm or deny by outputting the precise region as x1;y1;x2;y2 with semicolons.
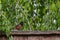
0;0;60;36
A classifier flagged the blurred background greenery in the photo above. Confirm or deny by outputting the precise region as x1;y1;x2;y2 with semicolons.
0;0;60;34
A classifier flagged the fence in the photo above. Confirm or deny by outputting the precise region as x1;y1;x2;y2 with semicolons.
0;31;60;40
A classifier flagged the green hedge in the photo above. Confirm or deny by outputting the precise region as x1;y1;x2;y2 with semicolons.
0;0;60;35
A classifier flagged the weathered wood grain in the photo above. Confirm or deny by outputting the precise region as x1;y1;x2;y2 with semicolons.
1;31;60;40
28;36;39;40
0;37;6;40
10;31;60;36
13;36;28;40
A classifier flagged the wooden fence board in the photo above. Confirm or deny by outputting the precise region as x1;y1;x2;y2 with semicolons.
1;31;60;40
28;36;39;40
39;36;60;40
13;36;28;40
0;37;6;40
0;37;3;40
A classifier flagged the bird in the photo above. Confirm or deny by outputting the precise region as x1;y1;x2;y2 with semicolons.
16;22;23;30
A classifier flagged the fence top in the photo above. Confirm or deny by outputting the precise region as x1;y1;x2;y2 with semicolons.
1;30;60;36
10;30;60;36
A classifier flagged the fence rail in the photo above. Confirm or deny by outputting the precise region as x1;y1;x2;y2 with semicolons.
0;31;60;40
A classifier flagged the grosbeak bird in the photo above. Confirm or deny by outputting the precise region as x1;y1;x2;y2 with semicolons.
16;22;23;30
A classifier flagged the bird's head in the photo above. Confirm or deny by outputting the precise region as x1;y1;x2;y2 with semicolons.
19;22;23;26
